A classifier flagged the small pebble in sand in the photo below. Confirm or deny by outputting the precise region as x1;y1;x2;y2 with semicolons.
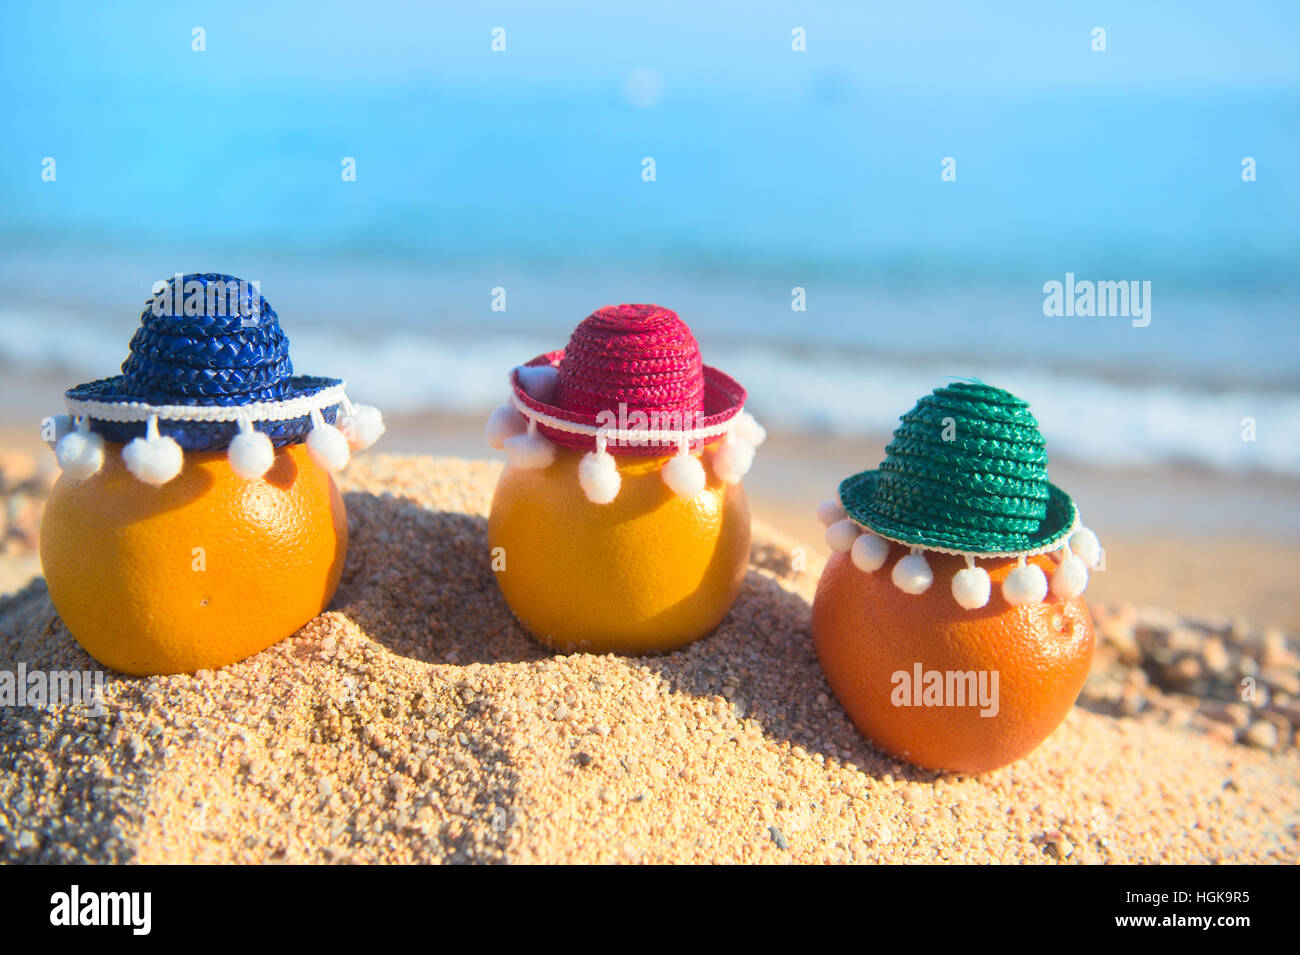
1264;703;1300;729
1243;721;1278;750
1260;667;1300;697
1202;638;1230;675
1200;702;1250;729
1163;656;1202;688
1260;630;1293;668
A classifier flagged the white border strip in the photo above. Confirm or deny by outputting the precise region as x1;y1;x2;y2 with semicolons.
847;510;1082;559
510;391;739;445
66;382;348;425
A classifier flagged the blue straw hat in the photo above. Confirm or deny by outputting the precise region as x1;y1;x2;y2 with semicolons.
51;273;384;485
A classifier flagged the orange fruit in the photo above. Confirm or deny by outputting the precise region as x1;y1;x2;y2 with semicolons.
488;445;750;653
812;546;1093;774
40;443;347;676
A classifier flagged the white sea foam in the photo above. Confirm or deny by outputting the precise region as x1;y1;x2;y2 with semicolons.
3;306;1298;478
714;347;1300;477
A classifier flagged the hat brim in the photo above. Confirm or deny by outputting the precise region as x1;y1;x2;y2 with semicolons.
511;351;747;455
838;470;1078;558
64;374;345;452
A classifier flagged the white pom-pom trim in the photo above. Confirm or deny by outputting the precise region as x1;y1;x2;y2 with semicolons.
892;549;933;595
504;392;754;456
306;408;351;472
711;432;755;484
825;518;860;553
485;402;527;450
1050;551;1089;599
733;410;767;448
662;443;707;499
499;389;764;499
337;399;385;451
1002;557;1048;606
504;419;556;470
121;415;184;486
515;364;559;403
850;531;890;572
578;433;621;504
228;415;275;480
55;416;105;481
1069;526;1102;570
951;557;991;610
822;518;1092;609
817;499;848;527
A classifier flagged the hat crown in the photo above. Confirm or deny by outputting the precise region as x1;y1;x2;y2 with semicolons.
551;304;705;419
120;273;293;401
872;381;1054;545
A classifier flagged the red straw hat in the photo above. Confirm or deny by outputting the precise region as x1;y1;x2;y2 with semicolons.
486;304;765;504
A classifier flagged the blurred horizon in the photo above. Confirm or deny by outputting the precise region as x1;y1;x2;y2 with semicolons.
2;1;1298;478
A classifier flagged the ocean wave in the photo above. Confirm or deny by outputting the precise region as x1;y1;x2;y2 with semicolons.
3;305;1298;478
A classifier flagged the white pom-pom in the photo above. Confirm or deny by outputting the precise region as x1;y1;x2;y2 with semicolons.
951;564;991;610
485;403;527;450
306;409;350;472
817;499;848;527
892;551;934;595
55;418;104;481
504;427;556;470
228;418;275;480
825;518;860;553
711;438;754;484
850;532;889;572
1002;560;1048;606
121;415;183;486
44;413;72;448
662;451;706;499
733;410;767;447
578;448;621;504
1070;526;1102;569
515;365;559;403
338;402;385;451
1050;553;1089;599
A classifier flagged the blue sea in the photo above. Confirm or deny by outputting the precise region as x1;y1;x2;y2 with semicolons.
1;2;1298;476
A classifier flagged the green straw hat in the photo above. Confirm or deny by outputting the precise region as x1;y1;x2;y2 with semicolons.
817;381;1102;611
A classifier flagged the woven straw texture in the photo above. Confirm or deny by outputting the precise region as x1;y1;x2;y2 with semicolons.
64;273;341;452
551;304;706;417
512;304;747;455
839;381;1077;556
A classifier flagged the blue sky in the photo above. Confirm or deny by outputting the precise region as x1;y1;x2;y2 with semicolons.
3;1;1299;95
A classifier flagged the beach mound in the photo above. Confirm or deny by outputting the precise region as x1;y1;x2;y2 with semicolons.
1;455;1297;864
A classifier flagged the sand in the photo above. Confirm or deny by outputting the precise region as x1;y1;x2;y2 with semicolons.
1;455;1298;864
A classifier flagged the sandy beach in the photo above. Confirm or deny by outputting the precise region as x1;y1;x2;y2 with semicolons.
3;0;1297;873
1;453;1297;864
